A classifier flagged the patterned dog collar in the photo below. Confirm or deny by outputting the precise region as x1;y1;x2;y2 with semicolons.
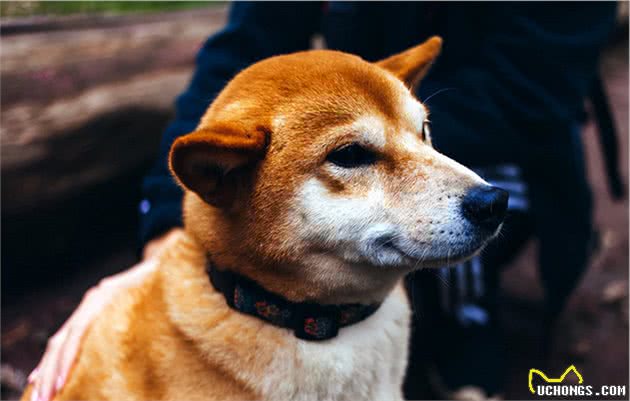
207;260;380;341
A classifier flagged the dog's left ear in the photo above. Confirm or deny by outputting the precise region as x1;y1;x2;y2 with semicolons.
376;36;442;89
169;122;269;209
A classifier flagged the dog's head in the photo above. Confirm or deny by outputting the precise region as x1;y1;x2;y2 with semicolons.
169;37;507;302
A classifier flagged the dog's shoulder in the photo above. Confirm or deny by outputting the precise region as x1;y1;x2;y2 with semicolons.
56;259;169;400
55;231;252;400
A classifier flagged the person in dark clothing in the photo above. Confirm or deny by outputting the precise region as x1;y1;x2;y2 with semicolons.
30;3;618;400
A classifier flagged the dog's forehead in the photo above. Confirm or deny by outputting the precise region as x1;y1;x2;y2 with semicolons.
213;50;428;144
270;96;427;154
275;51;411;113
308;60;428;135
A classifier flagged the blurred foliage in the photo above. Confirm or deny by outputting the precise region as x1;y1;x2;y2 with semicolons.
0;1;222;18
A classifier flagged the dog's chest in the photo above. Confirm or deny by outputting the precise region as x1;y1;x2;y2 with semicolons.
257;288;410;401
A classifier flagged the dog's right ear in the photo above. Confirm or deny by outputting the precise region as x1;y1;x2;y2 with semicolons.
169;122;269;208
376;36;442;90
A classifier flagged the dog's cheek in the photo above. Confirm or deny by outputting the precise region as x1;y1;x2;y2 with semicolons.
294;177;387;255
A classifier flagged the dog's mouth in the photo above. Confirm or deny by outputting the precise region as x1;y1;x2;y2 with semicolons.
365;226;501;269
393;242;486;268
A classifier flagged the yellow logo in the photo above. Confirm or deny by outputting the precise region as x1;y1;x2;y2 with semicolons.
528;365;584;394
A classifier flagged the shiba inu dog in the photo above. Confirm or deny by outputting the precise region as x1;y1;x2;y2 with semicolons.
23;36;507;401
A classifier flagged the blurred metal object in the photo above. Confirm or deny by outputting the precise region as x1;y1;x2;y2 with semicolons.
589;73;626;200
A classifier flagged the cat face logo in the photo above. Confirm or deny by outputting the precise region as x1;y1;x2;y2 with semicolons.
528;365;584;394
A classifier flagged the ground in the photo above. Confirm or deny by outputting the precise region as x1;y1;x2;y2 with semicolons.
1;23;628;401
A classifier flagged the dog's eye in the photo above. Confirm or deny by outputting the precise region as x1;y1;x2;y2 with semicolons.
326;143;377;168
421;120;431;141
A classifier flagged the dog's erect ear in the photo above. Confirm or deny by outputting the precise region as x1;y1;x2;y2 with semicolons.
376;36;442;89
169;122;269;208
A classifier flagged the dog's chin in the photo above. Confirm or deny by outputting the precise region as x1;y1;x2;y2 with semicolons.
396;245;485;268
366;244;483;269
361;226;502;269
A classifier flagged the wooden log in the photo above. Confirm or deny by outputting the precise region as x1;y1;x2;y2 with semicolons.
1;7;226;106
1;7;228;214
1;70;190;214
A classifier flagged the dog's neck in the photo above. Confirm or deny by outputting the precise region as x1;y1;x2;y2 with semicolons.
200;231;400;305
206;260;381;341
184;199;403;305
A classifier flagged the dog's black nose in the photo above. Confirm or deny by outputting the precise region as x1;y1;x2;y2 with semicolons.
462;185;509;231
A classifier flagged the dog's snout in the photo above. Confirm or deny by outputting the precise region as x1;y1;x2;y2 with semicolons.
461;185;508;230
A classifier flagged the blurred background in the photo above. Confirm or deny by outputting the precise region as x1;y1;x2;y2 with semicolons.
1;2;628;400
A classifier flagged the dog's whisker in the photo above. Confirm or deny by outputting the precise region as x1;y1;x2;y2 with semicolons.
421;87;455;104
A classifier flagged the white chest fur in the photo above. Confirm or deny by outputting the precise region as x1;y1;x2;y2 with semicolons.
255;286;411;401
